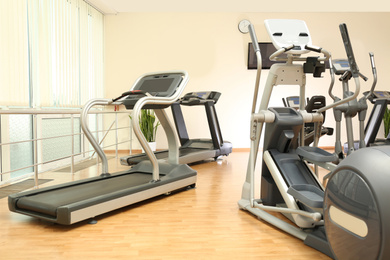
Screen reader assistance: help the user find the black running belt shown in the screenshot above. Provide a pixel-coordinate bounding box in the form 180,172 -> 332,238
16,173 -> 153,217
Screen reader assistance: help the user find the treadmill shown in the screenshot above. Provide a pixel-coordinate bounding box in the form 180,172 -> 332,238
363,90 -> 390,146
8,71 -> 197,225
120,91 -> 232,166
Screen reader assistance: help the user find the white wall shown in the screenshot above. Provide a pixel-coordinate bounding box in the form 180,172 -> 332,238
104,12 -> 390,150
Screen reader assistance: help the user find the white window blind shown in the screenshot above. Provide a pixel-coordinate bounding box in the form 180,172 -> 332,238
0,0 -> 104,108
0,0 -> 30,107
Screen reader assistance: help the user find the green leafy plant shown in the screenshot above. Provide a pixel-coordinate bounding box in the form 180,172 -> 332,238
384,107 -> 390,138
131,109 -> 160,142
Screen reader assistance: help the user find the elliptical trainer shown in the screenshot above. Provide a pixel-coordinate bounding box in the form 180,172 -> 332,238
331,53 -> 377,159
237,19 -> 390,259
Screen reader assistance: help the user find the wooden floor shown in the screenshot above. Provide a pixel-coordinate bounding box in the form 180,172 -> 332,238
0,151 -> 331,260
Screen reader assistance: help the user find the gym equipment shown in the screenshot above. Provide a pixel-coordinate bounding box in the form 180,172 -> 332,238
282,95 -> 333,146
237,19 -> 390,259
120,91 -> 232,166
8,71 -> 197,225
330,54 -> 376,157
362,90 -> 390,146
324,145 -> 390,259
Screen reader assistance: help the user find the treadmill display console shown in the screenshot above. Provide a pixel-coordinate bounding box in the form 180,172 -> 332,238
180,91 -> 221,105
133,74 -> 182,97
365,90 -> 390,103
122,73 -> 183,109
373,91 -> 390,99
141,78 -> 174,93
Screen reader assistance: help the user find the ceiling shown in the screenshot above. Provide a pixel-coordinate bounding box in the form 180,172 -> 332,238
86,0 -> 390,14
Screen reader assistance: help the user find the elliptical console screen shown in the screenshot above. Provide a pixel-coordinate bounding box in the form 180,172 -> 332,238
332,59 -> 350,75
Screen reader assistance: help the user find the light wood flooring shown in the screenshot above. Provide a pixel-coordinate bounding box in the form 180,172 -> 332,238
0,151 -> 331,260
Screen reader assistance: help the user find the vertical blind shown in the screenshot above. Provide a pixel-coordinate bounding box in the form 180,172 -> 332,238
0,0 -> 30,107
0,0 -> 104,108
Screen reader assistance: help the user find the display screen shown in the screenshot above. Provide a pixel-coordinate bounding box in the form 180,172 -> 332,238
247,42 -> 284,70
288,97 -> 300,107
140,78 -> 175,93
377,91 -> 385,97
374,91 -> 390,98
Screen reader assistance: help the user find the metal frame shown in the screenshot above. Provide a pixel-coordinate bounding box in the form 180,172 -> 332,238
81,70 -> 189,180
237,19 -> 361,247
0,108 -> 132,186
8,70 -> 197,225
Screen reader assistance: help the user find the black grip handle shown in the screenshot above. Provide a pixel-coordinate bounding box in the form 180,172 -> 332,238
359,72 -> 368,82
284,45 -> 295,52
112,90 -> 146,102
305,45 -> 322,53
339,23 -> 359,78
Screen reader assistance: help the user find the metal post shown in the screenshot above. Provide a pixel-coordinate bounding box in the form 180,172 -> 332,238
71,114 -> 75,174
115,113 -> 118,158
129,116 -> 132,155
95,114 -> 99,165
33,114 -> 38,187
0,115 -> 2,182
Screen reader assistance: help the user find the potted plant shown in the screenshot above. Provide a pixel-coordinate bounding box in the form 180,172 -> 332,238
131,109 -> 160,151
384,107 -> 390,138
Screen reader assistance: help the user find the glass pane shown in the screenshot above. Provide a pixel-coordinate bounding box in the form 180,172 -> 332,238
9,115 -> 33,178
41,117 -> 81,163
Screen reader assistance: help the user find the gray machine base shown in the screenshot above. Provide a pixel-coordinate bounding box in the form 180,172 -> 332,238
121,140 -> 232,166
8,161 -> 196,225
304,227 -> 333,258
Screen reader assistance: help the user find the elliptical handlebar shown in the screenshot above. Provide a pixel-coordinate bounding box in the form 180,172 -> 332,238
248,24 -> 260,54
362,52 -> 377,101
318,23 -> 361,113
339,23 -> 359,78
269,44 -> 330,62
328,57 -> 336,101
358,72 -> 369,82
305,45 -> 331,62
369,52 -> 376,72
238,20 -> 262,114
269,45 -> 293,61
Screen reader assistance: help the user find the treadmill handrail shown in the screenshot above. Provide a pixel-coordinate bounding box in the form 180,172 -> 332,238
81,70 -> 189,179
131,71 -> 189,181
81,98 -> 111,174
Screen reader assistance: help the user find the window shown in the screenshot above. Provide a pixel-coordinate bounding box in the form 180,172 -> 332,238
0,0 -> 104,108
0,0 -> 104,182
0,0 -> 30,107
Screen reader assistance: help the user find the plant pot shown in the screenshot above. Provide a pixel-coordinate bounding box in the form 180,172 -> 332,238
142,142 -> 156,153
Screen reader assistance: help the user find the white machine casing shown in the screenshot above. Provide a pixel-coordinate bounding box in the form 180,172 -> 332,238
265,19 -> 312,55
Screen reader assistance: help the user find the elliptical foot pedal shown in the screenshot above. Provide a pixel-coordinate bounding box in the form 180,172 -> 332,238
287,184 -> 324,208
296,146 -> 338,163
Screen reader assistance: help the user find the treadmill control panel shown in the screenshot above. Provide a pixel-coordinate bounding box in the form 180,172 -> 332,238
180,91 -> 221,105
121,73 -> 183,110
364,90 -> 390,104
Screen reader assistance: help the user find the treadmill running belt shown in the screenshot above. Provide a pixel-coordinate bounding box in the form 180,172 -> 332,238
16,173 -> 153,217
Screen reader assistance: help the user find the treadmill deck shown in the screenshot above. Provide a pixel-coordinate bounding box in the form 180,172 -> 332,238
9,163 -> 197,225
